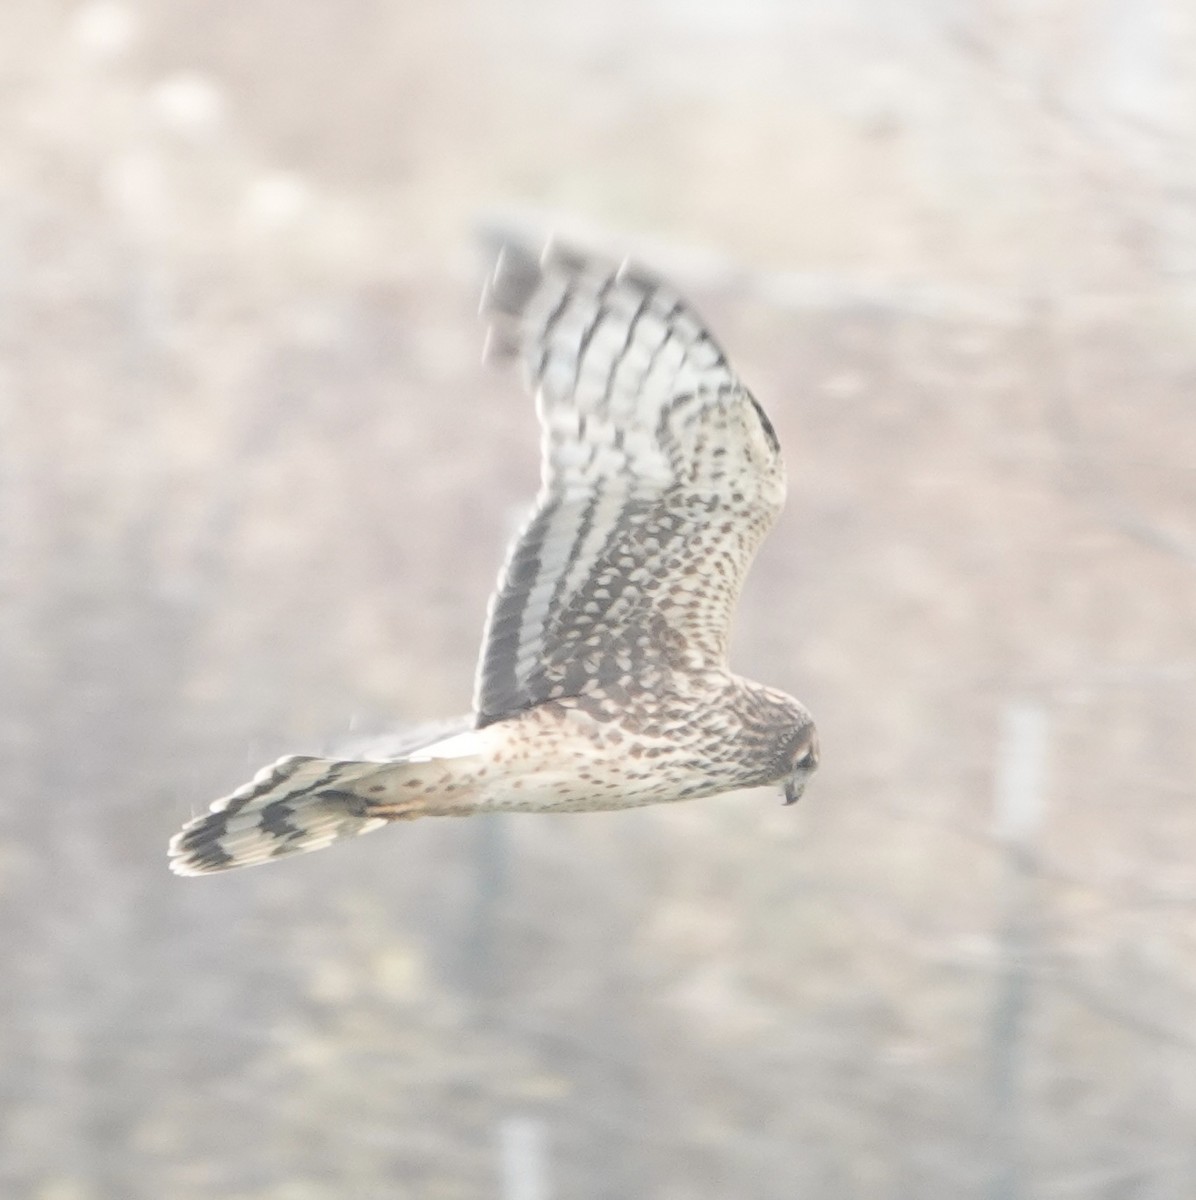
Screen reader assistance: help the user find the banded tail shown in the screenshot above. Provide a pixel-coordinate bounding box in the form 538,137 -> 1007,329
169,732 -> 484,875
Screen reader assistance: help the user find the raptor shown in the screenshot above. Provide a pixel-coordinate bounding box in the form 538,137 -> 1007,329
169,242 -> 819,875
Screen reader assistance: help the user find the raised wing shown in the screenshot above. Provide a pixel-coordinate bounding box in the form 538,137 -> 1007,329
474,242 -> 786,727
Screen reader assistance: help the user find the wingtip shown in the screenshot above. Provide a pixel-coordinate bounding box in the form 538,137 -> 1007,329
484,240 -> 545,319
480,238 -> 548,363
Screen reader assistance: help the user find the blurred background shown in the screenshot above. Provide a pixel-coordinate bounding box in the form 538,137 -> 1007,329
3,2 -> 1196,1197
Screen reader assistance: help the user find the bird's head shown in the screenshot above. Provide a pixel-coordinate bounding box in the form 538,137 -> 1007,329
738,683 -> 819,805
781,723 -> 820,806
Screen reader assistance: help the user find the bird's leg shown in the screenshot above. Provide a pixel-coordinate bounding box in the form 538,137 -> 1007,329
363,798 -> 428,821
320,789 -> 428,822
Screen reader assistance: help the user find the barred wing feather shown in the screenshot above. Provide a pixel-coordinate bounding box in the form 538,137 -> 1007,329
475,243 -> 787,726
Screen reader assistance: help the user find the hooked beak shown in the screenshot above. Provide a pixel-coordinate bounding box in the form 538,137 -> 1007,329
782,777 -> 805,806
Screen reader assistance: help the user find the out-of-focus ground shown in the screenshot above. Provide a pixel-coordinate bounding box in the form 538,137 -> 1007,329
3,3 -> 1196,1198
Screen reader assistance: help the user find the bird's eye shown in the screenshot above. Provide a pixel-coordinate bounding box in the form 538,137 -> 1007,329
793,746 -> 817,770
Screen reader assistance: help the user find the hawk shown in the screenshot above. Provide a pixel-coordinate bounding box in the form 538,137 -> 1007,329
169,242 -> 819,875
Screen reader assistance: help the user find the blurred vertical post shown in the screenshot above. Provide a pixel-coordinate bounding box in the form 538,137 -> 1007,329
466,812 -> 508,1013
499,1116 -> 550,1200
987,702 -> 1050,1200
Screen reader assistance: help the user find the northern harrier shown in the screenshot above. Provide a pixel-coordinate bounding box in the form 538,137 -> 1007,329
169,242 -> 819,875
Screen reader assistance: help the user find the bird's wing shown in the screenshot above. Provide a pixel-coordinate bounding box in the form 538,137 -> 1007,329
474,241 -> 787,727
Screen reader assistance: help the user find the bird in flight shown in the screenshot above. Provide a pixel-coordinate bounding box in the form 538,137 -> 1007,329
169,241 -> 819,875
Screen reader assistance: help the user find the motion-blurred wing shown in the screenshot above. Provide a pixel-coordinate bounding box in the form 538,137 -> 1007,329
475,242 -> 787,727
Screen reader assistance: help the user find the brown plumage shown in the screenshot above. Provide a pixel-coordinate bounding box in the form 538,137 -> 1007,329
169,241 -> 818,875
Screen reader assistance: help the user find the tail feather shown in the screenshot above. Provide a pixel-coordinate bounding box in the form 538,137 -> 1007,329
168,755 -> 391,876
